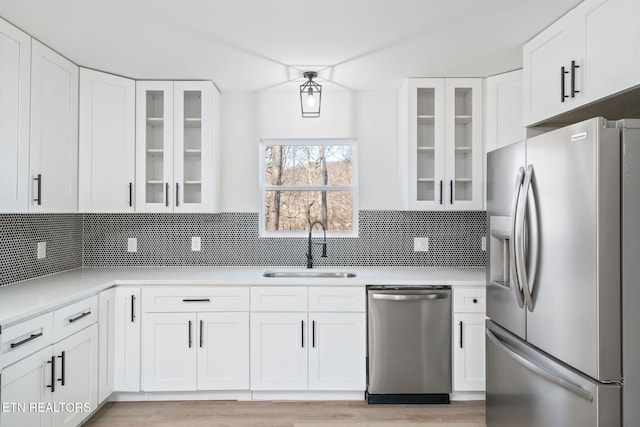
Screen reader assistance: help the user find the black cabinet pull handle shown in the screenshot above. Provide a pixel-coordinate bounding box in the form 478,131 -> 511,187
131,295 -> 136,323
165,183 -> 169,207
47,356 -> 56,392
10,332 -> 43,349
176,183 -> 180,207
439,180 -> 443,205
68,311 -> 91,323
33,174 -> 42,205
301,320 -> 305,348
182,298 -> 211,303
58,351 -> 66,386
129,182 -> 133,207
560,66 -> 569,102
188,320 -> 192,348
312,320 -> 316,348
449,180 -> 453,205
200,320 -> 204,348
459,321 -> 463,348
571,60 -> 580,98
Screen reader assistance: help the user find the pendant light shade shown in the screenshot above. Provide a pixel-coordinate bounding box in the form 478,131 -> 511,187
300,71 -> 322,118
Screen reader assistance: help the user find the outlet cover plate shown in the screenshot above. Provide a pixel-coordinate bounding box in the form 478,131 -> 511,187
413,237 -> 429,252
37,242 -> 46,259
191,236 -> 201,251
127,238 -> 137,253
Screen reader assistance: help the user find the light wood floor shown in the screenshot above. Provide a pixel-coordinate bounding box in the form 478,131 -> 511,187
83,400 -> 485,426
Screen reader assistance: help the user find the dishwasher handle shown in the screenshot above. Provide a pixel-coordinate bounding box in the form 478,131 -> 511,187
372,293 -> 448,301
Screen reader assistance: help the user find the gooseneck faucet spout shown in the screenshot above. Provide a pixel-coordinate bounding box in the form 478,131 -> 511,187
306,221 -> 327,269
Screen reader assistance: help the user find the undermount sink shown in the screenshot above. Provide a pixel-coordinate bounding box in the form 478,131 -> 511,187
262,270 -> 357,278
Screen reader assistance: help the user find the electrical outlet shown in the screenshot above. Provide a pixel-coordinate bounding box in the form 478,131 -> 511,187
37,242 -> 46,259
481,236 -> 487,251
127,237 -> 137,253
413,237 -> 429,252
191,236 -> 201,251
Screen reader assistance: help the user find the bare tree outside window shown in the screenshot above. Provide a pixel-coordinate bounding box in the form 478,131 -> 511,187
262,140 -> 356,235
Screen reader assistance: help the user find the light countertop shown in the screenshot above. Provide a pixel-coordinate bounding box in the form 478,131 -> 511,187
0,267 -> 485,328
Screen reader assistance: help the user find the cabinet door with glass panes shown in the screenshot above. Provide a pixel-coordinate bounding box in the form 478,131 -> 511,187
407,78 -> 445,210
135,81 -> 218,212
444,78 -> 483,210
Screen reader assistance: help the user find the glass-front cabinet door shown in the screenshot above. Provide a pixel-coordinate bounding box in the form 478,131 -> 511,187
445,78 -> 482,210
173,81 -> 214,212
409,79 -> 445,209
400,78 -> 482,210
136,81 -> 174,212
135,81 -> 218,212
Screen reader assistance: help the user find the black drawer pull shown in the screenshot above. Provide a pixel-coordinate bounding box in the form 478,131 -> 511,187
560,66 -> 569,102
10,332 -> 43,349
459,321 -> 463,348
47,356 -> 56,393
57,351 -> 66,386
33,174 -> 42,205
68,311 -> 91,323
570,60 -> 580,98
182,298 -> 211,303
131,295 -> 136,323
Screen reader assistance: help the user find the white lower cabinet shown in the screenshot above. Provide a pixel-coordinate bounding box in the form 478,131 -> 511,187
142,313 -> 197,391
452,287 -> 486,393
307,312 -> 366,391
0,346 -> 53,427
51,324 -> 99,427
98,288 -> 116,402
113,288 -> 141,392
0,323 -> 98,427
250,287 -> 366,392
250,312 -> 308,390
197,312 -> 250,390
142,312 -> 250,391
141,287 -> 250,392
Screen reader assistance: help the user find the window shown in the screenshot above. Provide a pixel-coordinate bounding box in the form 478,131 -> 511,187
259,139 -> 358,237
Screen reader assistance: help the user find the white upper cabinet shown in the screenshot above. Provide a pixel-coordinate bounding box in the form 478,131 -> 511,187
485,69 -> 526,152
136,80 -> 219,213
29,40 -> 79,212
523,0 -> 640,126
0,18 -> 31,212
79,68 -> 135,212
399,78 -> 483,210
523,12 -> 574,126
573,0 -> 640,103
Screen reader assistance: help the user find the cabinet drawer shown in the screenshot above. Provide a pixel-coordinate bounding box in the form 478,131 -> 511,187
308,287 -> 365,312
251,287 -> 308,311
53,296 -> 98,342
453,288 -> 486,313
1,312 -> 54,368
142,287 -> 249,312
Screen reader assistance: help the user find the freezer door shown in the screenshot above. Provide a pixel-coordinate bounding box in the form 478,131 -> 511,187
523,118 -> 621,382
486,321 -> 620,427
486,141 -> 526,339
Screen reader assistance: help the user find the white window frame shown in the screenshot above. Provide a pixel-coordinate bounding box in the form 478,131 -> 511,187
259,138 -> 359,238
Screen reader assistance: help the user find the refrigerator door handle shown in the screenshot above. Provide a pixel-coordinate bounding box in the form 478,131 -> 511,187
516,165 -> 535,312
486,328 -> 593,403
510,167 -> 526,308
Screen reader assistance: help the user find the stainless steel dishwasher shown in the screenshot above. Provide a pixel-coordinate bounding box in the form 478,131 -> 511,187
367,286 -> 451,404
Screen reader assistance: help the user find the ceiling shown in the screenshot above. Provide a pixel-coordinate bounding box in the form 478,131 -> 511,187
0,0 -> 583,92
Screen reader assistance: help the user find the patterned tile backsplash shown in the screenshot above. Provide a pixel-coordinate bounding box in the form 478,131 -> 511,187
1,211 -> 486,286
0,214 -> 83,286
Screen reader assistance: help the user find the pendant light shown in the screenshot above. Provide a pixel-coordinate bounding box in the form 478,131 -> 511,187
300,71 -> 322,118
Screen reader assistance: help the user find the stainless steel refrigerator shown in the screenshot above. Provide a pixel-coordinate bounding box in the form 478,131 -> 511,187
485,117 -> 640,426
